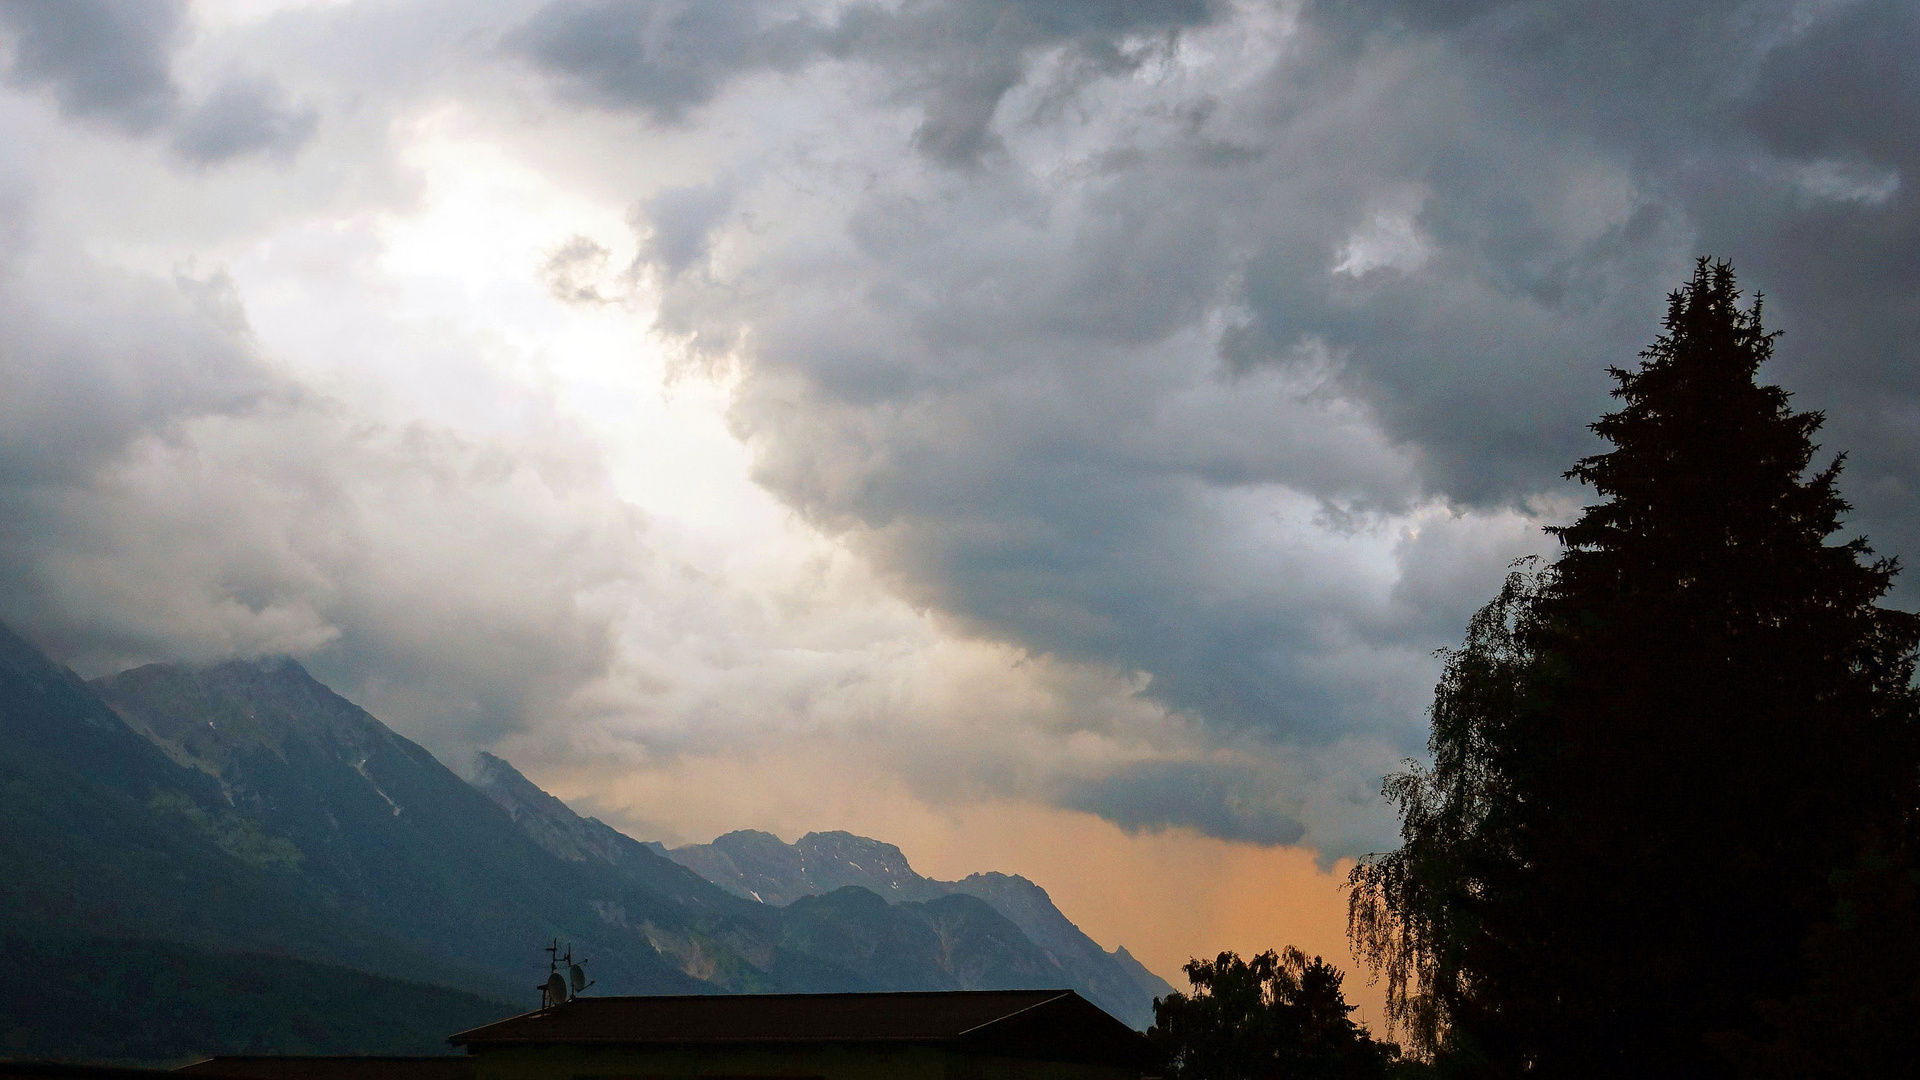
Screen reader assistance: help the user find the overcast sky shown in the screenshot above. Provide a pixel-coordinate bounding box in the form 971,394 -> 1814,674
2,0 -> 1915,987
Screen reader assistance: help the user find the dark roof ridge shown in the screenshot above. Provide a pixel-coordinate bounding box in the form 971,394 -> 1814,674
177,1058 -> 461,1064
447,988 -> 1105,1049
511,988 -> 1070,1001
171,1057 -> 475,1080
951,991 -> 1075,1038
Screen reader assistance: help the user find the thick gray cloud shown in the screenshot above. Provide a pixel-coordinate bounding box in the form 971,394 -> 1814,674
510,0 -> 1215,165
1065,760 -> 1310,848
507,0 -> 825,123
1291,0 -> 1920,558
0,0 -> 183,132
828,0 -> 1215,166
0,263 -> 274,489
644,180 -> 737,276
168,71 -> 319,164
0,0 -> 317,163
556,0 -> 1918,848
2,0 -> 1915,858
0,203 -> 289,657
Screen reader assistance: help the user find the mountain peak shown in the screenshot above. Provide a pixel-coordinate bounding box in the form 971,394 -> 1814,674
713,828 -> 795,852
795,831 -> 924,895
657,827 -> 1176,1027
92,657 -> 400,775
798,830 -> 912,863
204,653 -> 315,679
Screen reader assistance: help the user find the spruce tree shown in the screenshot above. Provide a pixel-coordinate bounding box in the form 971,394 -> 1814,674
1349,260 -> 1920,1077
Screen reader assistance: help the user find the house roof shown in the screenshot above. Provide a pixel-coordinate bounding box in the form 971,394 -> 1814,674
449,990 -> 1157,1070
175,1059 -> 473,1080
0,1064 -> 175,1080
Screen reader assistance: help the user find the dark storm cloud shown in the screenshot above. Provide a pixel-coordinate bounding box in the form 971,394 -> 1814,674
1695,0 -> 1920,567
5,0 -> 1913,856
511,0 -> 1215,164
828,0 -> 1214,166
1062,760 -> 1309,847
0,0 -> 183,132
1292,0 -> 1920,567
0,0 -> 317,163
590,0 -> 1920,849
507,0 -> 822,123
1745,0 -> 1919,165
167,71 -> 320,164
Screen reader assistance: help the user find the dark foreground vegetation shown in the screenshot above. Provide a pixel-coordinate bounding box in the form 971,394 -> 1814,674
1149,949 -> 1407,1080
0,935 -> 505,1064
1347,260 -> 1920,1077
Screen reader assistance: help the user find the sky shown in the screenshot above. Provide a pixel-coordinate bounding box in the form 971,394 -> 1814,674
1,0 -> 1916,1003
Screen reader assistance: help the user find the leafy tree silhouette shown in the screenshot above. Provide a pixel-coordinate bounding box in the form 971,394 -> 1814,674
1149,948 -> 1402,1080
1347,260 -> 1920,1078
1714,827 -> 1920,1075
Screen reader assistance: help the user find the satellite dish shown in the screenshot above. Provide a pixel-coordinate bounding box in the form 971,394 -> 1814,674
545,971 -> 568,1008
569,963 -> 589,994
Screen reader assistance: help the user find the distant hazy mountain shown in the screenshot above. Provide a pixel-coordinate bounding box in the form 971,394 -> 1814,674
653,830 -> 1176,1027
661,828 -> 942,905
472,754 -> 1156,1019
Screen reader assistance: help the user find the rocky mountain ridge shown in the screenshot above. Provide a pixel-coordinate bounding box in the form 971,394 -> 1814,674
473,755 -> 1171,1027
655,829 -> 1175,1024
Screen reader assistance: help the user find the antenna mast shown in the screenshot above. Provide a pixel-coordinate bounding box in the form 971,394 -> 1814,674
538,939 -> 591,1009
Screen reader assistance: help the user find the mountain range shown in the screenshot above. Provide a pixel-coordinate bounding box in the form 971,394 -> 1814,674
0,624 -> 1173,1062
651,830 -> 1171,1023
474,758 -> 1173,1023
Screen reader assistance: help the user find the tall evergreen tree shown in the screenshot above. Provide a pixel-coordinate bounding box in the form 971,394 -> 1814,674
1348,260 -> 1920,1077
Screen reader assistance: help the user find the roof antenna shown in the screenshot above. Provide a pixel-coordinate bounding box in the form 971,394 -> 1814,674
539,939 -> 592,1009
540,939 -> 567,1010
568,948 -> 595,998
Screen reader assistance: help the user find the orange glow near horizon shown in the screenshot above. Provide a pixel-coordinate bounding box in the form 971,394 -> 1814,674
869,801 -> 1390,1036
543,749 -> 1393,1035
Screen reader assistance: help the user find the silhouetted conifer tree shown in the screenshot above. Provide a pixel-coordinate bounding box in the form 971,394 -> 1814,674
1716,829 -> 1920,1076
1348,260 -> 1920,1078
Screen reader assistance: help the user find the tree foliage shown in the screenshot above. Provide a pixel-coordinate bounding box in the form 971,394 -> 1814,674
1344,564 -> 1553,1065
1149,948 -> 1402,1080
1715,831 -> 1920,1076
1347,260 -> 1920,1077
